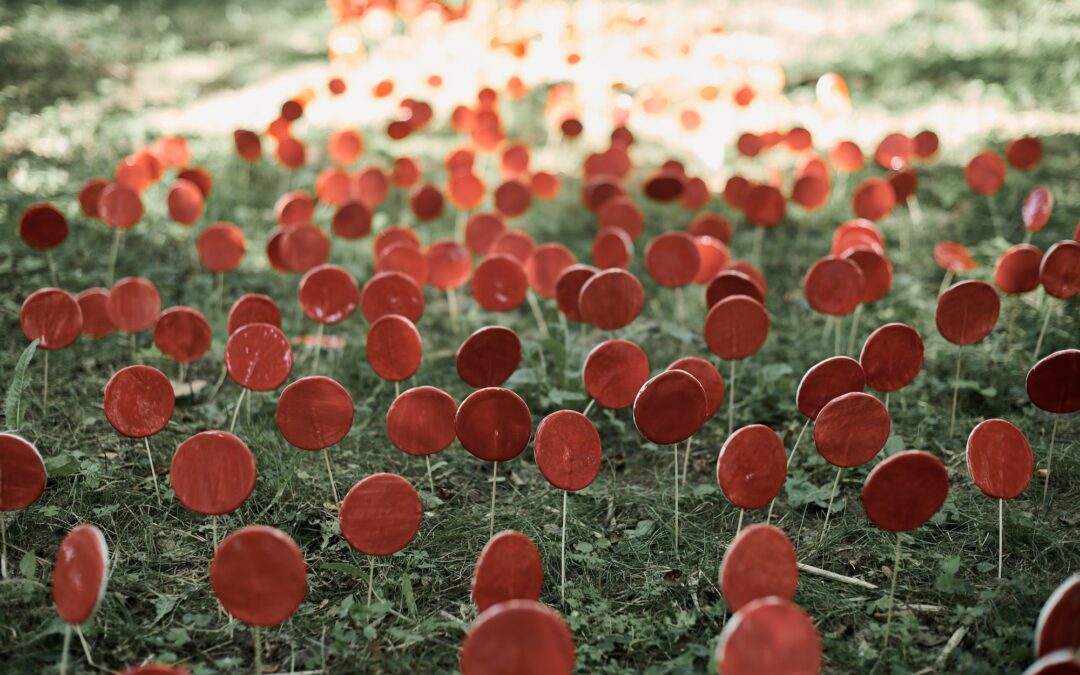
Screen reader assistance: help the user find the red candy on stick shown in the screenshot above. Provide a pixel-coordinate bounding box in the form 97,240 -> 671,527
472,531 -> 544,612
210,526 -> 306,626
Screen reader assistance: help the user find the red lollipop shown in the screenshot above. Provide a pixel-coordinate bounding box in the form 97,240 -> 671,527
299,264 -> 360,324
472,255 -> 528,312
19,203 -> 68,250
704,295 -> 769,360
227,294 -> 281,334
410,183 -> 445,221
341,473 -> 421,555
456,326 -> 521,388
494,179 -> 531,217
720,524 -> 798,612
360,271 -> 425,323
554,264 -> 597,322
861,450 -> 948,532
796,356 -> 866,419
277,224 -> 330,273
1036,574 -> 1080,657
1024,650 -> 1080,675
706,271 -> 765,307
1040,240 -> 1080,300
106,277 -> 161,333
76,288 -> 115,339
490,230 -> 535,264
197,222 -> 246,272
743,184 -> 786,228
455,388 -> 532,462
583,339 -> 650,410
852,177 -> 896,222
525,243 -> 577,299
995,244 -> 1043,295
78,178 -> 107,219
1023,186 -> 1054,233
167,179 -> 204,225
210,526 -> 306,626
387,386 -> 457,456
843,247 -> 893,303
633,370 -> 707,445
936,280 -> 1000,344
103,366 -> 174,438
1027,350 -> 1080,414
693,236 -> 731,285
1006,136 -> 1043,171
596,196 -> 644,241
377,242 -> 428,287
859,323 -> 924,393
689,213 -> 732,244
814,392 -> 890,467
716,597 -> 821,675
170,431 -> 256,515
20,288 -> 82,349
0,433 -> 47,511
577,268 -> 644,330
533,411 -> 602,491
153,306 -> 211,363
426,240 -> 472,290
367,314 -> 422,381
460,600 -> 575,675
472,531 -> 543,612
966,419 -> 1032,500
98,183 -> 144,229
465,213 -> 506,255
934,241 -> 976,273
644,233 -> 700,288
277,376 -> 353,451
53,524 -> 109,625
668,357 -> 725,420
965,151 -> 1007,195
225,323 -> 293,391
803,256 -> 865,316
717,425 -> 787,509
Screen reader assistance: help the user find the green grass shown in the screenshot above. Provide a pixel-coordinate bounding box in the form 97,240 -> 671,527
1,1 -> 1079,673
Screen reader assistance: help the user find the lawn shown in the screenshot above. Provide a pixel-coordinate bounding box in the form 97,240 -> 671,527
0,0 -> 1078,673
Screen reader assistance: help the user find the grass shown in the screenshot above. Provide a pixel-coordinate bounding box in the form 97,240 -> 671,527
0,0 -> 1078,673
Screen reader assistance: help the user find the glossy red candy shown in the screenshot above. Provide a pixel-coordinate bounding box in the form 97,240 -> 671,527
0,434 -> 47,511
197,222 -> 246,272
210,526 -> 306,626
387,386 -> 457,457
842,247 -> 893,303
716,597 -> 821,675
693,237 -> 731,285
19,203 -> 68,250
377,242 -> 428,287
340,473 -> 422,556
582,339 -> 650,410
936,281 -> 1000,345
225,323 -> 293,391
99,183 -> 144,229
299,264 -> 359,324
276,376 -> 354,451
796,357 -> 866,419
1026,350 -> 1080,414
717,425 -> 787,509
170,431 -> 256,515
861,450 -> 948,532
1023,186 -> 1054,233
851,177 -> 896,221
706,271 -> 764,307
554,265 -> 598,322
995,244 -> 1043,295
76,288 -> 115,339
966,419 -> 1033,500
227,294 -> 281,334
813,392 -> 890,467
743,184 -> 786,227
360,272 -> 425,323
455,388 -> 533,462
426,240 -> 472,290
964,151 -> 1007,195
460,600 -> 575,675
472,531 -> 544,612
704,295 -> 769,360
804,256 -> 865,316
644,232 -> 700,288
456,326 -> 521,388
1040,240 -> 1080,300
152,306 -> 211,363
525,243 -> 577,299
1024,650 -> 1080,675
367,314 -> 422,381
20,288 -> 82,349
106,277 -> 161,333
578,268 -> 645,330
934,241 -> 976,272
633,370 -> 707,445
720,524 -> 798,612
465,213 -> 506,255
533,411 -> 602,491
103,366 -> 174,438
859,324 -> 923,393
668,357 -> 725,420
472,255 -> 529,312
52,524 -> 109,624
1036,574 -> 1080,657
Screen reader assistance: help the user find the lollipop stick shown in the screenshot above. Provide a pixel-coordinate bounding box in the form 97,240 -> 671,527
883,533 -> 902,647
253,625 -> 263,674
424,455 -> 435,495
680,436 -> 693,488
1,512 -> 7,579
909,195 -> 923,226
60,623 -> 72,675
395,381 -> 400,399
323,450 -> 340,505
212,515 -> 219,551
216,272 -> 225,314
847,304 -> 863,355
312,323 -> 325,373
884,391 -> 890,413
489,462 -> 498,538
582,398 -> 595,417
834,315 -> 842,356
820,467 -> 843,540
997,498 -> 1004,579
367,555 -> 376,605
42,350 -> 49,418
1033,300 -> 1052,361
144,437 -> 161,505
229,388 -> 247,433
130,333 -> 138,363
948,346 -> 963,437
560,490 -> 568,605
447,288 -> 459,328
1041,416 -> 1059,512
937,270 -> 954,297
728,360 -> 736,437
106,229 -> 123,286
735,508 -> 745,538
46,250 -> 59,286
673,443 -> 680,556
526,291 -> 550,339
768,418 -> 811,519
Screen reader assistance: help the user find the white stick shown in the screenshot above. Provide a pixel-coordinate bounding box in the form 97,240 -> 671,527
144,437 -> 161,505
560,491 -> 568,605
883,533 -> 903,647
796,562 -> 878,589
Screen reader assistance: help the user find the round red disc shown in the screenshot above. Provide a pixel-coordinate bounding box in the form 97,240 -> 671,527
583,339 -> 650,410
852,177 -> 896,221
374,227 -> 420,258
20,288 -> 82,350
994,244 -> 1043,295
693,237 -> 731,285
861,450 -> 949,532
1026,350 -> 1080,414
1023,186 -> 1054,233
1040,240 -> 1080,300
99,183 -> 144,229
704,295 -> 769,360
0,433 -> 46,511
964,151 -> 1007,195
688,213 -> 732,244
472,531 -> 543,613
106,277 -> 161,333
716,597 -> 821,675
227,294 -> 281,335
340,473 -> 422,556
796,356 -> 866,419
460,600 -> 575,675
813,392 -> 890,467
494,179 -> 532,217
936,280 -> 1000,345
53,524 -> 109,625
720,524 -> 798,612
76,288 -> 115,339
387,386 -> 457,457
472,255 -> 528,312
554,264 -> 598,322
225,323 -> 293,391
743,184 -> 786,227
966,419 -> 1033,500
644,232 -> 700,288
534,410 -> 602,491
426,240 -> 472,291
525,243 -> 577,299
804,256 -> 865,317
668,357 -> 725,420
360,271 -> 425,323
843,247 -> 893,303
276,376 -> 354,451
19,203 -> 68,250
103,365 -> 174,438
170,431 -> 256,515
298,264 -> 359,324
210,525 -> 306,626
490,230 -> 535,264
577,268 -> 645,330
859,323 -> 923,393
465,213 -> 506,255
934,241 -> 976,272
456,326 -> 521,388
633,370 -> 707,445
1024,650 -> 1080,675
1036,574 -> 1080,657
197,222 -> 246,272
377,242 -> 428,287
455,388 -> 533,462
367,314 -> 422,381
152,306 -> 211,363
706,271 -> 765,308
717,425 -> 787,509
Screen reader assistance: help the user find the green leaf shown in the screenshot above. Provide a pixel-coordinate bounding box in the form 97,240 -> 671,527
623,519 -> 654,538
323,561 -> 369,579
19,550 -> 36,579
401,573 -> 417,616
5,339 -> 38,431
44,454 -> 80,477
